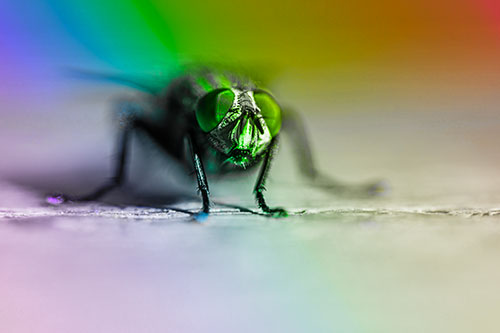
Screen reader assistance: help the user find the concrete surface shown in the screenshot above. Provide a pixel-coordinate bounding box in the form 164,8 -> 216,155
2,83 -> 500,332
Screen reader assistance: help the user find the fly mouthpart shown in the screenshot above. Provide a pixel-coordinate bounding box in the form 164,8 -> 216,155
227,148 -> 252,168
229,148 -> 251,158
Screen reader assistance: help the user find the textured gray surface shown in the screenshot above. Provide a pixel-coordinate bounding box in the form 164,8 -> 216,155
2,88 -> 500,332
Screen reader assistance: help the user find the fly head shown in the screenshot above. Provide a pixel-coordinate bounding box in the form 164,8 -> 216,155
195,88 -> 283,168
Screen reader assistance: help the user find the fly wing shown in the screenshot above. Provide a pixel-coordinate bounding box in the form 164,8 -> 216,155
62,67 -> 178,95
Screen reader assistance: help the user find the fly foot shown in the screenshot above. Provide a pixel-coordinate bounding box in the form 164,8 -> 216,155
263,207 -> 288,218
364,179 -> 390,197
193,211 -> 209,222
46,194 -> 71,205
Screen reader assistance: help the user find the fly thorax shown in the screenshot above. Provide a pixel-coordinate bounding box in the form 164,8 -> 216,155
208,89 -> 272,162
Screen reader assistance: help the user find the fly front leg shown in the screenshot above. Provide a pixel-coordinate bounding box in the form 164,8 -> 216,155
281,107 -> 387,196
186,134 -> 211,219
254,137 -> 288,218
47,102 -> 138,204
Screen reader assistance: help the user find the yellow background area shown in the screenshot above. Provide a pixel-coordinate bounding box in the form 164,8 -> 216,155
141,0 -> 500,67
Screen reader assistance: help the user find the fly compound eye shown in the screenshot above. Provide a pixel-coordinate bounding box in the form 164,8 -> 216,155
253,92 -> 282,137
195,89 -> 235,132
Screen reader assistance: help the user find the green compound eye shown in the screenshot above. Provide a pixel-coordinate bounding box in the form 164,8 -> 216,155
254,92 -> 282,137
195,89 -> 235,132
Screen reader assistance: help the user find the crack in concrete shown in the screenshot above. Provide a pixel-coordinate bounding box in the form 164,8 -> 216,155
2,206 -> 500,220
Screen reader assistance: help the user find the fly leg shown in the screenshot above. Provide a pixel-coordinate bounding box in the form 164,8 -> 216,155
47,103 -> 137,204
186,134 -> 211,220
282,107 -> 387,196
254,137 -> 288,218
80,122 -> 132,201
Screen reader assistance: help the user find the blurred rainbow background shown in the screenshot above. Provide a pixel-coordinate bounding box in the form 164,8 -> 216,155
1,0 -> 500,105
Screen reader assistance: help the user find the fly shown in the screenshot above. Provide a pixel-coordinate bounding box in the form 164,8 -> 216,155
48,68 -> 385,219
